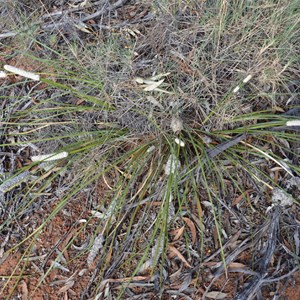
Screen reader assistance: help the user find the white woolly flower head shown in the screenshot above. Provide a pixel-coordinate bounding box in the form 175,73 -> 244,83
286,120 -> 300,127
31,151 -> 68,162
4,65 -> 40,81
0,71 -> 7,78
174,138 -> 185,147
233,74 -> 252,94
243,74 -> 252,83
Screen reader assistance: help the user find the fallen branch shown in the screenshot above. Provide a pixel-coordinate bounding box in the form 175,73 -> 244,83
207,134 -> 246,159
41,0 -> 107,19
82,0 -> 130,22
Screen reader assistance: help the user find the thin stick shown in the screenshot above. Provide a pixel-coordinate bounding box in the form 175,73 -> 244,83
82,0 -> 130,22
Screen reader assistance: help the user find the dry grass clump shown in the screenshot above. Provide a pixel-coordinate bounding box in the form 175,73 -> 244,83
0,0 -> 299,299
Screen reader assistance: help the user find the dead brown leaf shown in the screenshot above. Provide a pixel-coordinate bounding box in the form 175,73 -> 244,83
60,227 -> 80,261
228,262 -> 247,269
206,291 -> 228,299
202,261 -> 219,267
20,280 -> 28,300
100,276 -> 149,291
168,245 -> 192,268
105,244 -> 113,266
58,280 -> 75,294
182,217 -> 197,245
76,99 -> 86,105
171,225 -> 185,241
232,189 -> 252,206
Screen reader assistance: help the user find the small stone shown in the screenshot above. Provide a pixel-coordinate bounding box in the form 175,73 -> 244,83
272,188 -> 294,207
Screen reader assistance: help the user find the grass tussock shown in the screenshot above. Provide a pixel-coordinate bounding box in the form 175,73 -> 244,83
0,0 -> 299,299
